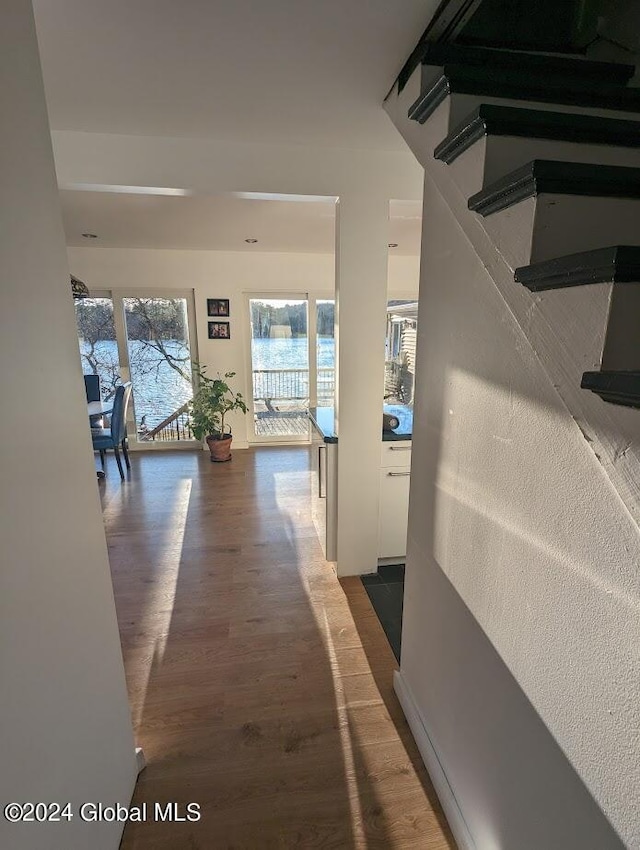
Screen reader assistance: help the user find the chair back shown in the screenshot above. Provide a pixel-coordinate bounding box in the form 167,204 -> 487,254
110,382 -> 132,444
84,374 -> 101,402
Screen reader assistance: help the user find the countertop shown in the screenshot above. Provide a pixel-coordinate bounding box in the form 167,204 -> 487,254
308,404 -> 413,444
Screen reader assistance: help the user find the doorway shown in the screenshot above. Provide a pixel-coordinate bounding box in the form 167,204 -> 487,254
246,294 -> 335,443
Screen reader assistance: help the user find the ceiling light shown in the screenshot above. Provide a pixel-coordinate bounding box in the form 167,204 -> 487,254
245,238 -> 258,244
82,232 -> 98,239
388,243 -> 398,248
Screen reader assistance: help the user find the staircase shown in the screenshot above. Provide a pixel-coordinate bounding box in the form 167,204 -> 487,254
385,44 -> 640,522
384,42 -> 640,850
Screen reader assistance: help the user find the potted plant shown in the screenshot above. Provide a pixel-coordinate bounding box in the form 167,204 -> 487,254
189,365 -> 248,462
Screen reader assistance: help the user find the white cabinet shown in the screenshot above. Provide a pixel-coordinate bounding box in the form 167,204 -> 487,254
310,426 -> 338,562
378,441 -> 411,560
381,441 -> 413,467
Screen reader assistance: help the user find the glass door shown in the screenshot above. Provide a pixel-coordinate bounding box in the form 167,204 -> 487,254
316,299 -> 335,407
75,290 -> 199,447
248,297 -> 310,442
75,295 -> 121,400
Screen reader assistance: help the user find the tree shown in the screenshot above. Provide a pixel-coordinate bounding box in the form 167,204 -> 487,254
125,298 -> 191,382
75,298 -> 120,397
75,297 -> 193,406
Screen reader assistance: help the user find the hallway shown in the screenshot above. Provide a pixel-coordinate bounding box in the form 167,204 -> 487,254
103,447 -> 454,849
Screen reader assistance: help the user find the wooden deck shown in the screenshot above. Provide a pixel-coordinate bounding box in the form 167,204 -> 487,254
254,412 -> 310,437
103,448 -> 455,849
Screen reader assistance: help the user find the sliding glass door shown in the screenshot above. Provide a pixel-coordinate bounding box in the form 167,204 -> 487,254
316,299 -> 335,407
75,290 -> 199,447
248,297 -> 310,442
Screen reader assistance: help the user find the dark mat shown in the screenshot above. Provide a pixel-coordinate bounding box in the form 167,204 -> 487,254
361,565 -> 404,662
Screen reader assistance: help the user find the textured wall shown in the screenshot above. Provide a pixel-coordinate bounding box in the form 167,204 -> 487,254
402,178 -> 640,847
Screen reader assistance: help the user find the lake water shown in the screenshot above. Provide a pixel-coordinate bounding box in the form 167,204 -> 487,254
251,336 -> 335,369
81,337 -> 335,429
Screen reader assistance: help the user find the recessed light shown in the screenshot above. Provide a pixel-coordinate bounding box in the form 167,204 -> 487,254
82,233 -> 98,239
388,243 -> 398,248
245,238 -> 258,244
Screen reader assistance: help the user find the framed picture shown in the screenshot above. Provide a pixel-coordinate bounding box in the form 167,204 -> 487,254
207,298 -> 230,317
208,321 -> 231,339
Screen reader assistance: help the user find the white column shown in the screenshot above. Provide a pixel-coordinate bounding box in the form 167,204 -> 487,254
335,194 -> 389,576
0,3 -> 137,849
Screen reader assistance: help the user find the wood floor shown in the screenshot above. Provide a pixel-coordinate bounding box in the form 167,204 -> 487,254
101,447 -> 455,849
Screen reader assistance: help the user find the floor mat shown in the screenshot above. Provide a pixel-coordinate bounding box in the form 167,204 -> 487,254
361,564 -> 404,662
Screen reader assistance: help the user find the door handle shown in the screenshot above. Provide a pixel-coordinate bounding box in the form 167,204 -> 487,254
387,471 -> 410,477
318,444 -> 326,498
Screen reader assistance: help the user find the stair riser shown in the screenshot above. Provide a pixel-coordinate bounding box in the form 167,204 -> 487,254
477,198 -> 536,270
477,194 -> 640,268
602,287 -> 640,371
449,136 -> 640,199
532,195 -> 640,264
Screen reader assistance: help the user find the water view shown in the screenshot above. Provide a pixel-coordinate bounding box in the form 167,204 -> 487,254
77,296 -> 336,441
80,337 -> 336,432
80,339 -> 193,429
251,336 -> 334,369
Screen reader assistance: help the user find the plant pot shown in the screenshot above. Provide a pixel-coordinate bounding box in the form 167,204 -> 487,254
206,434 -> 233,462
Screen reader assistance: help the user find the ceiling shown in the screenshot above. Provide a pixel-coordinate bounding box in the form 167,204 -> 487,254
60,191 -> 422,254
33,0 -> 439,151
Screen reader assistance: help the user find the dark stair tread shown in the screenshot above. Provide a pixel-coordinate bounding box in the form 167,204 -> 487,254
515,247 -> 640,291
581,371 -> 640,408
435,105 -> 640,166
398,43 -> 634,92
409,65 -> 640,126
468,160 -> 640,217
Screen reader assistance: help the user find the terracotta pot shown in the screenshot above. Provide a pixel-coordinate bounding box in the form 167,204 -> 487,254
206,434 -> 233,462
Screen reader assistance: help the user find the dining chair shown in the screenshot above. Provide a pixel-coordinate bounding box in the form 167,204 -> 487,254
91,382 -> 132,480
84,373 -> 105,428
83,374 -> 101,402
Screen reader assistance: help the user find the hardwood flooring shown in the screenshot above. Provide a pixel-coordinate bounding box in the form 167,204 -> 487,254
101,447 -> 455,849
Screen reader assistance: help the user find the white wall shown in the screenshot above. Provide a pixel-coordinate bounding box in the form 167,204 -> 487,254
0,3 -> 137,849
402,177 -> 640,848
67,246 -> 420,448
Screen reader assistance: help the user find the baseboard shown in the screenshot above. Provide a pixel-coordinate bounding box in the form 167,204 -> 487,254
394,670 -> 475,850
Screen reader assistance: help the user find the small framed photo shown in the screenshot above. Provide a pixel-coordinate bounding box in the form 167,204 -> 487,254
207,298 -> 230,317
208,321 -> 231,339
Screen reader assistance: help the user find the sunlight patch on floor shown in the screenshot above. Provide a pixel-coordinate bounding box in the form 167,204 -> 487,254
320,608 -> 368,849
128,477 -> 192,726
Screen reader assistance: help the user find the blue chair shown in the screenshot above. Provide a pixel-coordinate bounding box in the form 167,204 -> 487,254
84,374 -> 104,428
92,382 -> 132,480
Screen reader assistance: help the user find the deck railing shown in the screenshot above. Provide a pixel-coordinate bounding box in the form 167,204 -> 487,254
252,367 -> 334,406
135,367 -> 335,442
139,402 -> 193,441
